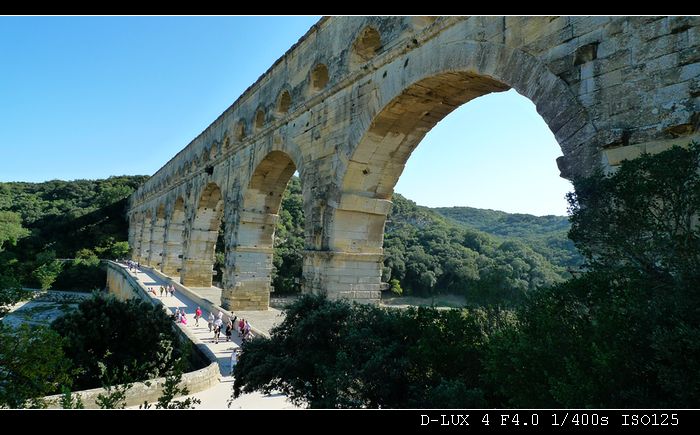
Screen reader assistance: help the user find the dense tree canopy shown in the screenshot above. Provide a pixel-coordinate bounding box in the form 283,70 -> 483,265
0,211 -> 30,315
435,206 -> 583,269
0,211 -> 29,252
51,293 -> 184,390
0,323 -> 73,408
486,143 -> 700,408
383,194 -> 566,304
232,294 -> 514,408
0,176 -> 147,290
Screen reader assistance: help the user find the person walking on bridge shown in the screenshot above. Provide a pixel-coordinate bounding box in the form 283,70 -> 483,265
207,312 -> 215,332
238,318 -> 245,337
243,320 -> 252,341
213,323 -> 222,344
225,319 -> 233,342
195,306 -> 202,326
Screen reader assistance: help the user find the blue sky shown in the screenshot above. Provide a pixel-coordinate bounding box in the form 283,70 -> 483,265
0,16 -> 572,216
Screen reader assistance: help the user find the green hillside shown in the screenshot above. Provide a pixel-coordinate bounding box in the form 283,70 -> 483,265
434,206 -> 583,269
380,194 -> 570,305
0,176 -> 148,290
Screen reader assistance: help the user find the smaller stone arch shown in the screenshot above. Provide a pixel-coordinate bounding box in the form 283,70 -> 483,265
236,120 -> 247,141
410,16 -> 438,30
310,63 -> 329,92
198,148 -> 209,165
276,89 -> 292,115
255,109 -> 265,132
350,26 -> 382,68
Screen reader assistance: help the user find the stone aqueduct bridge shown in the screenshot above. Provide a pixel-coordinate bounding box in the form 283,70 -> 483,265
128,16 -> 700,310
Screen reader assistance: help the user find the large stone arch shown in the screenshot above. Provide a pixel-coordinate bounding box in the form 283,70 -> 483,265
181,182 -> 224,287
342,40 -> 595,189
304,41 -> 596,303
161,196 -> 186,277
221,150 -> 299,310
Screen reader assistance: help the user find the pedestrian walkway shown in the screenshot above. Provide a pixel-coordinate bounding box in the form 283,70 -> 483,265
120,264 -> 297,409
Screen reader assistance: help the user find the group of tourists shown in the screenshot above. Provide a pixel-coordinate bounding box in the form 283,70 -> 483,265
204,311 -> 253,344
161,284 -> 176,297
148,284 -> 176,298
238,317 -> 252,341
173,307 -> 188,325
121,258 -> 248,378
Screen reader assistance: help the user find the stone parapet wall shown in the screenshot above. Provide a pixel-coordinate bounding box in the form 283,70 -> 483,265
43,361 -> 219,409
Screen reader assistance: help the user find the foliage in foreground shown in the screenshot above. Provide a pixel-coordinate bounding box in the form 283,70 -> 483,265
232,294 -> 515,408
51,293 -> 184,390
486,143 -> 700,407
0,323 -> 73,408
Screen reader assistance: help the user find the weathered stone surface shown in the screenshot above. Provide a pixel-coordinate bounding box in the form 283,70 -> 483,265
128,17 -> 700,310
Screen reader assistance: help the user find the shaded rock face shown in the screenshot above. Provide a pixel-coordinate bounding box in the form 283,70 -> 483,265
127,16 -> 700,310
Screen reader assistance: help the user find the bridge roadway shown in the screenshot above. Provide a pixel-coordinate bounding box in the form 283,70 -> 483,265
119,263 -> 298,409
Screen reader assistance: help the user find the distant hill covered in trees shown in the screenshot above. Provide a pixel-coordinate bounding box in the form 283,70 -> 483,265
433,205 -> 583,270
0,176 -> 148,290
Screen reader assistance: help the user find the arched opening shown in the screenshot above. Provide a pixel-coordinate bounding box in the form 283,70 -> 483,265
310,63 -> 329,92
236,120 -> 246,141
138,211 -> 153,264
147,204 -> 166,268
255,109 -> 265,131
276,90 -> 292,115
213,220 -> 226,288
161,197 -> 186,277
221,150 -> 302,311
181,183 -> 224,288
394,90 -> 573,215
313,69 -> 584,305
129,214 -> 142,260
351,26 -> 381,68
341,72 -> 509,199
